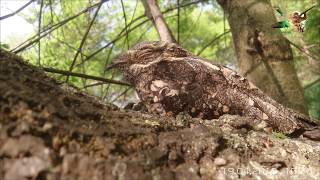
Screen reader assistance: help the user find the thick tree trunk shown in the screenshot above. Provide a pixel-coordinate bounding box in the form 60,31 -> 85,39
217,0 -> 307,114
142,0 -> 177,43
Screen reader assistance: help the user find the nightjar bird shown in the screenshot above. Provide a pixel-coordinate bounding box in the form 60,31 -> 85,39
109,41 -> 317,134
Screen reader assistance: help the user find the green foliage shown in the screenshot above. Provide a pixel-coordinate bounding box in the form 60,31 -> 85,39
0,43 -> 10,50
305,2 -> 320,44
305,81 -> 320,119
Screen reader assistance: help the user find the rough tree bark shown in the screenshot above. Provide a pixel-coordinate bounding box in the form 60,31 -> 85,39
142,0 -> 177,43
217,0 -> 307,114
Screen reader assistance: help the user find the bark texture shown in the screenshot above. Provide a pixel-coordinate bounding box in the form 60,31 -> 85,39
1,49 -> 320,180
142,0 -> 177,43
217,0 -> 307,114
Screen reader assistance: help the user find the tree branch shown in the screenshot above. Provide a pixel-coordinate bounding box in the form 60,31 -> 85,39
287,38 -> 319,61
120,0 -> 130,49
38,0 -> 44,66
0,0 -> 35,20
84,0 -> 204,63
81,19 -> 150,67
11,0 -> 108,53
196,30 -> 230,56
142,0 -> 177,43
177,0 -> 180,44
52,35 -> 89,58
111,87 -> 132,103
65,1 -> 103,82
304,78 -> 320,90
42,67 -> 131,86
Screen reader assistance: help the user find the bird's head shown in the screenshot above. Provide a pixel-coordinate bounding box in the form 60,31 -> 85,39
291,11 -> 301,19
106,41 -> 189,72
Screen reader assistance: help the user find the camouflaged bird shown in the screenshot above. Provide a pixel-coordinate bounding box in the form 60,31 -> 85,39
109,41 -> 318,135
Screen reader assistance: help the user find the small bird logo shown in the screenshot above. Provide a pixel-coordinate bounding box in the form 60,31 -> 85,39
272,5 -> 316,33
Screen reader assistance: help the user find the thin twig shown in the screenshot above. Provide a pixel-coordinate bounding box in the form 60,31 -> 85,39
103,44 -> 115,72
0,0 -> 35,20
65,1 -> 103,82
223,10 -> 227,47
79,54 -> 88,90
84,82 -> 107,88
52,35 -> 89,58
287,38 -> 319,61
83,18 -> 150,64
103,71 -> 116,101
111,87 -> 132,103
101,44 -> 116,99
163,0 -> 204,17
48,0 -> 54,23
76,18 -> 148,69
304,78 -> 320,90
177,0 -> 180,44
11,0 -> 107,53
127,0 -> 139,32
13,0 -> 201,56
38,0 -> 44,66
182,6 -> 203,42
42,67 -> 131,86
197,30 -> 230,56
85,0 -> 204,63
136,23 -> 153,42
99,24 -> 152,99
13,0 -> 200,54
120,0 -> 130,49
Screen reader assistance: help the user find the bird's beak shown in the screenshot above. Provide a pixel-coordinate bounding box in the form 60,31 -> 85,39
105,60 -> 127,71
105,49 -> 137,71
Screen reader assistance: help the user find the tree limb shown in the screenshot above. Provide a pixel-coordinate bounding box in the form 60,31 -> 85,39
38,0 -> 44,66
42,67 -> 131,86
304,78 -> 320,90
287,38 -> 319,61
177,0 -> 180,44
120,0 -> 130,49
84,0 -> 204,63
142,0 -> 177,43
196,30 -> 230,56
65,1 -> 103,83
11,0 -> 108,53
0,0 -> 35,20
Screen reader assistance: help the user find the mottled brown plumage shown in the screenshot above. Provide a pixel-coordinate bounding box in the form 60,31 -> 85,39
111,41 -> 317,134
